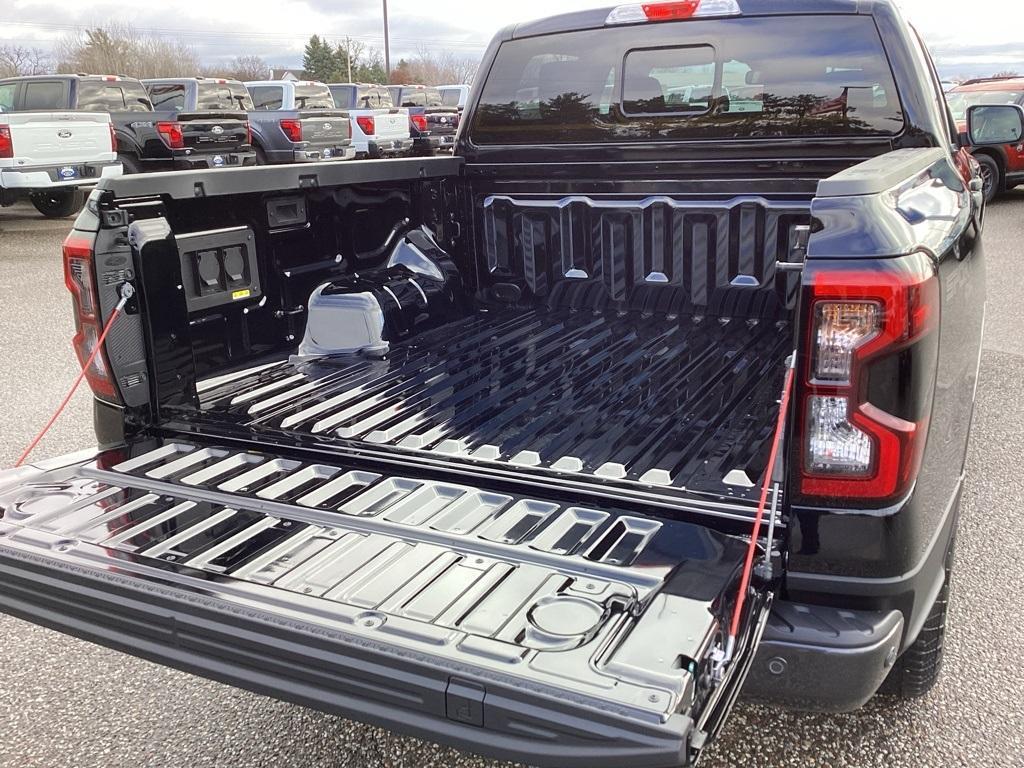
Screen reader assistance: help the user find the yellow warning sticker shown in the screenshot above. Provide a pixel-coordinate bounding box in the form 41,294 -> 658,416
232,289 -> 252,300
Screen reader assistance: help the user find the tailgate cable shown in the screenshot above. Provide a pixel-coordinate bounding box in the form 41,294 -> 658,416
712,352 -> 796,680
14,283 -> 134,467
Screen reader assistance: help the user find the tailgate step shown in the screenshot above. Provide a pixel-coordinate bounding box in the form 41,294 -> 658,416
0,440 -> 766,768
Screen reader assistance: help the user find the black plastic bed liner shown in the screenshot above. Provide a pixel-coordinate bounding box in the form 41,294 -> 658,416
195,308 -> 791,509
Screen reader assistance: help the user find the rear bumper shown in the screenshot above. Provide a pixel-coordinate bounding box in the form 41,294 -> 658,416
171,150 -> 257,170
367,138 -> 414,157
0,160 -> 122,189
291,146 -> 356,162
743,600 -> 904,712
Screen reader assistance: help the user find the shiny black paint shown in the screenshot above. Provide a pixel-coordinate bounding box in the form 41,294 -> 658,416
785,137 -> 983,641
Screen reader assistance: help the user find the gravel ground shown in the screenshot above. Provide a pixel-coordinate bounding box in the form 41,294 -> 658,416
1,192 -> 1022,767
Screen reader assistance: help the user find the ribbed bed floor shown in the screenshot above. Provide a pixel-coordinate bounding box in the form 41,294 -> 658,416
197,308 -> 791,500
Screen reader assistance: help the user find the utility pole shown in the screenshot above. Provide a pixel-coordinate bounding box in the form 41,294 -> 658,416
382,0 -> 391,80
346,37 -> 352,82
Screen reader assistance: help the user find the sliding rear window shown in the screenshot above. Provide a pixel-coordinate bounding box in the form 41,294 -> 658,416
472,15 -> 904,144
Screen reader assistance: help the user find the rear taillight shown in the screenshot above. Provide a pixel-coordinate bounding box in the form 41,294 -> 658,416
798,253 -> 938,503
245,121 -> 252,147
156,121 -> 184,149
63,232 -> 120,403
411,114 -> 427,132
279,118 -> 302,142
356,115 -> 375,135
108,122 -> 117,152
0,126 -> 12,159
606,0 -> 740,24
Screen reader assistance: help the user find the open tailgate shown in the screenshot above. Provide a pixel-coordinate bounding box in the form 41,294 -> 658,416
0,438 -> 772,767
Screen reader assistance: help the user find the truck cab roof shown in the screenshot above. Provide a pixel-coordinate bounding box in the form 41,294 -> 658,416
512,0 -> 883,38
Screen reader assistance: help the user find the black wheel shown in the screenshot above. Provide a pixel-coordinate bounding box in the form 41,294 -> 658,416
29,188 -> 84,218
118,153 -> 142,174
879,539 -> 955,699
975,154 -> 1002,203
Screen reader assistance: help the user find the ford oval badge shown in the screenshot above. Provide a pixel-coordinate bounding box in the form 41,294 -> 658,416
57,129 -> 72,138
211,125 -> 224,135
324,123 -> 332,130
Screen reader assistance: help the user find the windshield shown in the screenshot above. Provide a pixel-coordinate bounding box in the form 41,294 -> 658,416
947,90 -> 1024,122
197,82 -> 253,111
472,15 -> 904,144
78,79 -> 152,112
294,84 -> 336,110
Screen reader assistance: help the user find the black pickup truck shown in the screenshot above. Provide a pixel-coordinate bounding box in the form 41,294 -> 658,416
1,1 -> 1012,765
0,74 -> 255,173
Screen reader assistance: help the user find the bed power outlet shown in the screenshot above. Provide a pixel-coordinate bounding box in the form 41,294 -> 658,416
176,227 -> 262,312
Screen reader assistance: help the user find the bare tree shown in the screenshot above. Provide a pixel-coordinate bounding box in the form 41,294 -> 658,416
390,47 -> 479,85
211,55 -> 270,82
55,23 -> 201,78
0,45 -> 51,77
993,70 -> 1021,78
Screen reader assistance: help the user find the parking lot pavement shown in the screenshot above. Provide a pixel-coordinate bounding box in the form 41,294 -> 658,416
1,194 -> 1023,768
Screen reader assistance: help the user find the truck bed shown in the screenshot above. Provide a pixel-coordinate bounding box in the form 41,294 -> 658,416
196,307 -> 791,510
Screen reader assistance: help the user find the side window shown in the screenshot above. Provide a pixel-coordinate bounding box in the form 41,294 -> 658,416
440,89 -> 461,107
23,80 -> 65,110
251,87 -> 283,110
148,84 -> 186,111
0,82 -> 16,112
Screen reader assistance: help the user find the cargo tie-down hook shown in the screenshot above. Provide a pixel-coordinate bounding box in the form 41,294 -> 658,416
13,282 -> 134,468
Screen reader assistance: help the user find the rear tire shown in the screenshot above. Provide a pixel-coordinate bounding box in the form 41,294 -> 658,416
29,188 -> 84,218
975,154 -> 1002,203
118,153 -> 142,174
879,539 -> 954,699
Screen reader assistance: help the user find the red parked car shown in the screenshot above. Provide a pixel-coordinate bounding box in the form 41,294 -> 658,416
948,76 -> 1024,200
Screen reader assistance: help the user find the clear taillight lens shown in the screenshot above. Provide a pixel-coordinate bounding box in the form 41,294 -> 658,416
806,396 -> 873,475
813,301 -> 880,382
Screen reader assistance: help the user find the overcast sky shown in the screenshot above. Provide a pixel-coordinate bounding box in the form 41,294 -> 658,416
2,0 -> 1022,79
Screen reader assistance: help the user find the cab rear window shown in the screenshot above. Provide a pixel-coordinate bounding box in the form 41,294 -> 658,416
197,82 -> 253,111
78,80 -> 152,112
293,85 -> 335,110
472,15 -> 905,144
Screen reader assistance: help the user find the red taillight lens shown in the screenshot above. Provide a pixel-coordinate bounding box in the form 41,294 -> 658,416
0,126 -> 13,159
798,254 -> 938,502
356,115 -> 375,135
411,114 -> 428,132
279,118 -> 302,142
108,122 -> 117,152
62,232 -> 120,402
156,121 -> 184,149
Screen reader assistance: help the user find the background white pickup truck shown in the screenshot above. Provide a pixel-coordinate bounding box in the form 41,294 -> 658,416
0,110 -> 121,217
328,83 -> 413,159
